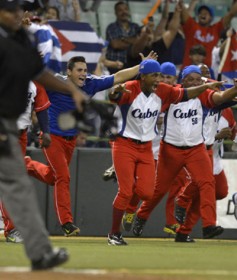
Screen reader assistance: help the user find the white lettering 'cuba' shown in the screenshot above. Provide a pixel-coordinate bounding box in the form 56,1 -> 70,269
194,30 -> 214,43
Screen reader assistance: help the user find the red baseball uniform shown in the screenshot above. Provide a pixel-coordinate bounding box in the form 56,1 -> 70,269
136,88 -> 218,229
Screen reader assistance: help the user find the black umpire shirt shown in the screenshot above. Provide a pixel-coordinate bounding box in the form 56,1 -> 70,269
0,25 -> 44,118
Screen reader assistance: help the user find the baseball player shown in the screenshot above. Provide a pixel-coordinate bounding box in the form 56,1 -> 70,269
132,65 -> 237,242
121,62 -> 191,235
107,60 -> 225,245
24,52 -> 158,237
175,106 -> 237,241
174,67 -> 237,241
0,81 -> 51,243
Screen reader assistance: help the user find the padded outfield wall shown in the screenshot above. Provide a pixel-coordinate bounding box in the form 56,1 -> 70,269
27,147 -> 237,239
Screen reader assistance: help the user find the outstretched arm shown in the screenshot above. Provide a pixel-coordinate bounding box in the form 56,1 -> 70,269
186,80 -> 225,99
212,79 -> 237,105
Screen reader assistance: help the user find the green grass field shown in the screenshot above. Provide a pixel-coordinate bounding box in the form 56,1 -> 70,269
0,235 -> 237,280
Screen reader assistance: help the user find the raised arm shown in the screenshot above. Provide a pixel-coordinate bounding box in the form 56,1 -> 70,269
162,2 -> 181,49
222,1 -> 237,29
154,0 -> 169,40
179,0 -> 190,24
113,51 -> 158,84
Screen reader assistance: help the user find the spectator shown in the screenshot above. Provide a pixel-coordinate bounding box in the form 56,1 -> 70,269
178,44 -> 215,83
180,1 -> 237,68
47,0 -> 81,21
79,0 -> 103,12
152,0 -> 185,70
126,1 -> 182,68
211,28 -> 234,82
105,1 -> 140,73
44,5 -> 60,20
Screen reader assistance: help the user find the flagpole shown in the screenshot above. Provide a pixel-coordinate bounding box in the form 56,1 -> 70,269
218,36 -> 231,76
142,0 -> 162,25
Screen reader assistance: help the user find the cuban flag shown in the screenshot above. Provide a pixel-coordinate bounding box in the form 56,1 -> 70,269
48,21 -> 104,73
219,32 -> 237,79
28,22 -> 62,73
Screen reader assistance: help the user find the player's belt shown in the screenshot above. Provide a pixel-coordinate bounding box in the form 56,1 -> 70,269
164,141 -> 193,150
53,134 -> 77,141
61,135 -> 77,141
206,144 -> 213,150
118,135 -> 149,145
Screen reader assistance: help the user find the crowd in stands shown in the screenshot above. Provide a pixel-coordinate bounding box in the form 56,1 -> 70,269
21,0 -> 237,149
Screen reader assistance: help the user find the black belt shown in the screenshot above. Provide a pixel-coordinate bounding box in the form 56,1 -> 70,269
164,141 -> 193,150
174,145 -> 193,150
206,144 -> 213,150
18,128 -> 27,135
119,135 -> 149,145
53,134 -> 76,141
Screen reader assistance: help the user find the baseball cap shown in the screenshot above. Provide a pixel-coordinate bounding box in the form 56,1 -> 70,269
161,62 -> 176,76
0,0 -> 23,10
182,65 -> 201,80
139,59 -> 161,74
197,5 -> 214,18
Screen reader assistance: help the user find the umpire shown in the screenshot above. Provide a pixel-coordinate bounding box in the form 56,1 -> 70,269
0,0 -> 85,270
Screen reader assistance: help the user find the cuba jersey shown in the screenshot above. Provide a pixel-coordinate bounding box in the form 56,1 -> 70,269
17,81 -> 50,130
163,88 -> 215,147
114,81 -> 185,142
203,108 -> 221,146
213,108 -> 237,175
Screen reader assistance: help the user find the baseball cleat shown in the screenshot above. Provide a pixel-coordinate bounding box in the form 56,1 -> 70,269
61,222 -> 80,237
122,212 -> 135,232
6,229 -> 23,243
108,233 -> 127,246
163,224 -> 179,235
203,225 -> 224,239
132,216 -> 147,237
175,232 -> 195,242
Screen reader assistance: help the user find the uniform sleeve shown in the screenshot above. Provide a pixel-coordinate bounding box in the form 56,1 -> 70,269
198,89 -> 216,108
158,83 -> 184,112
222,108 -> 237,140
33,81 -> 51,112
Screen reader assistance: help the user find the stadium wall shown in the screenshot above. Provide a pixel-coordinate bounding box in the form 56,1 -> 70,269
27,147 -> 237,240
